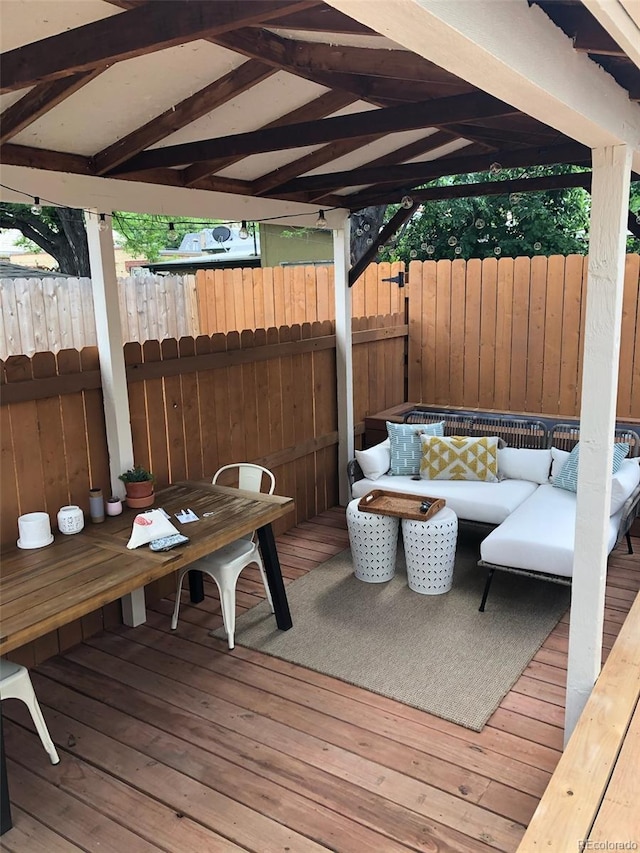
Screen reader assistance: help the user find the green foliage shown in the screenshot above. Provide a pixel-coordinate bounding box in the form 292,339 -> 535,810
114,212 -> 216,261
377,166 -> 592,264
628,183 -> 640,254
118,465 -> 154,483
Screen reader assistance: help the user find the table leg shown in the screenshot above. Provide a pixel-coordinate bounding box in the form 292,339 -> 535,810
188,569 -> 204,603
0,707 -> 12,835
257,523 -> 292,630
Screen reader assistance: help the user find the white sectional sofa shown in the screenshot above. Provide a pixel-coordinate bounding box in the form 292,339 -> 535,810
348,412 -> 640,610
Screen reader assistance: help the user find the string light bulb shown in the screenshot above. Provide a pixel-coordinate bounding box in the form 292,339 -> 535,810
401,195 -> 414,210
239,220 -> 249,239
31,196 -> 42,215
98,213 -> 108,232
315,210 -> 328,229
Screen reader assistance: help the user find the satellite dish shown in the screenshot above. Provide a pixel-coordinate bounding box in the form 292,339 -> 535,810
212,225 -> 231,243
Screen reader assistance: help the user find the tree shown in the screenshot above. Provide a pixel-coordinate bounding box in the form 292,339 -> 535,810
111,212 -> 204,261
377,166 -> 593,264
350,206 -> 387,266
0,203 -> 90,276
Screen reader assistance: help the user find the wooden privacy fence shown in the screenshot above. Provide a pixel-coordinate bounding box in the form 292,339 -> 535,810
407,253 -> 640,420
195,262 -> 406,333
0,315 -> 406,664
0,275 -> 199,358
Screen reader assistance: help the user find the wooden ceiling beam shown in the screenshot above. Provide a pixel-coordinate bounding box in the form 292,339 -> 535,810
277,141 -> 590,198
111,92 -> 515,172
252,135 -> 382,195
445,123 -> 561,147
259,40 -> 468,84
306,130 -> 478,204
0,0 -> 317,93
94,60 -> 277,175
573,29 -> 626,56
0,143 -> 93,174
0,70 -> 104,143
184,89 -> 357,187
408,170 -> 592,203
213,28 -> 468,103
254,6 -> 376,34
349,204 -> 415,286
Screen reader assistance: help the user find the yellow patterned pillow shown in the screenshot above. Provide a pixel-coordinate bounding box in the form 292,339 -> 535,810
420,435 -> 500,482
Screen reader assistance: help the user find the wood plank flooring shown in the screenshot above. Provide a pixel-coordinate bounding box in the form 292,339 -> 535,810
2,507 -> 639,853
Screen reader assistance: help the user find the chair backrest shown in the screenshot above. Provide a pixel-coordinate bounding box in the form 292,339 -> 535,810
402,408 -> 549,449
212,463 -> 275,495
549,424 -> 640,457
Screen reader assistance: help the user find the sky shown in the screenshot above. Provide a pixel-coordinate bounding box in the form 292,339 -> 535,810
0,229 -> 23,253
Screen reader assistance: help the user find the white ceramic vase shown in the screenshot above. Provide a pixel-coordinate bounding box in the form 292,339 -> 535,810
57,505 -> 85,535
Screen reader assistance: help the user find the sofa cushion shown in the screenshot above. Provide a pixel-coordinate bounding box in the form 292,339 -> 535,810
480,484 -> 620,578
351,474 -> 537,525
387,420 -> 444,476
554,442 -> 630,492
355,439 -> 390,481
550,447 -> 570,483
498,447 -> 552,484
610,459 -> 640,514
420,435 -> 500,482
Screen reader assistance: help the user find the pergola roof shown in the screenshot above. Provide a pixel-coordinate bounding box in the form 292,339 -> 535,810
1,0 -> 639,229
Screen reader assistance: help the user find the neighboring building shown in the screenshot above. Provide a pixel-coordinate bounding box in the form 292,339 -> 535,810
0,260 -> 68,279
2,221 -> 335,278
142,223 -> 334,274
6,248 -> 144,278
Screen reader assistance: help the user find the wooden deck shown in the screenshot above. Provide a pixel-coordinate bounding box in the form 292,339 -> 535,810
2,507 -> 639,853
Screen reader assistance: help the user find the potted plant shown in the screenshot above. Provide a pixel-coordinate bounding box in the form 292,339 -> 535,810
119,466 -> 155,509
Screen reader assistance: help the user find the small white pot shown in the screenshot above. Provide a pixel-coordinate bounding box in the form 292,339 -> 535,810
57,505 -> 85,535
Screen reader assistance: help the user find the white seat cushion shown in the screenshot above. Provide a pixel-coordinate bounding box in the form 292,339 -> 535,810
351,475 -> 537,525
480,484 -> 620,578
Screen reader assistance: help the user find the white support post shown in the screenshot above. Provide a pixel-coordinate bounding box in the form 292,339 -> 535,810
564,144 -> 631,744
333,214 -> 354,505
85,210 -> 145,626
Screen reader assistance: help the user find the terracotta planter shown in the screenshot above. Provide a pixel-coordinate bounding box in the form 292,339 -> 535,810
124,480 -> 155,509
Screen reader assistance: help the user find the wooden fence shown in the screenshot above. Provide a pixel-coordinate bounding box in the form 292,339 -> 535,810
0,275 -> 199,358
0,315 -> 406,664
407,254 -> 640,420
195,262 -> 406,333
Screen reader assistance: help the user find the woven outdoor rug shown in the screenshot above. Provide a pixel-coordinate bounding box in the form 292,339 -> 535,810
217,532 -> 570,731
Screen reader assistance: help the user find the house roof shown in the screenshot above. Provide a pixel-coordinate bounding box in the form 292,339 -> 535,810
0,259 -> 67,278
1,0 -> 639,231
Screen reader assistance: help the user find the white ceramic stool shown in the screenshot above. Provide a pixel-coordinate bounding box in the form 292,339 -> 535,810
346,498 -> 399,582
402,507 -> 458,595
0,659 -> 60,765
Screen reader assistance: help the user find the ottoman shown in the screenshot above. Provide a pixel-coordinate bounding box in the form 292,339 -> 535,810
346,498 -> 399,582
401,507 -> 458,594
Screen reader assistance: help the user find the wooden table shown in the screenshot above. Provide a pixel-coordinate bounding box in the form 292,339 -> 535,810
0,480 -> 294,834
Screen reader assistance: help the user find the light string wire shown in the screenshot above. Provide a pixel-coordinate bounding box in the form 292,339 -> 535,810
0,181 -> 341,231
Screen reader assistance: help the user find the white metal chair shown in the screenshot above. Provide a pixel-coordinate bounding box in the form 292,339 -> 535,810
171,463 -> 276,649
0,659 -> 60,764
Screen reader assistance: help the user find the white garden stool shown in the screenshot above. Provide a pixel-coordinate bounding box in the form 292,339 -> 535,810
0,659 -> 60,765
346,498 -> 399,582
402,507 -> 458,595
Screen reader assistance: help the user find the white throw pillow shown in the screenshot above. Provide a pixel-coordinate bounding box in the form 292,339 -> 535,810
497,447 -> 552,485
550,447 -> 570,483
355,439 -> 391,480
610,459 -> 640,515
